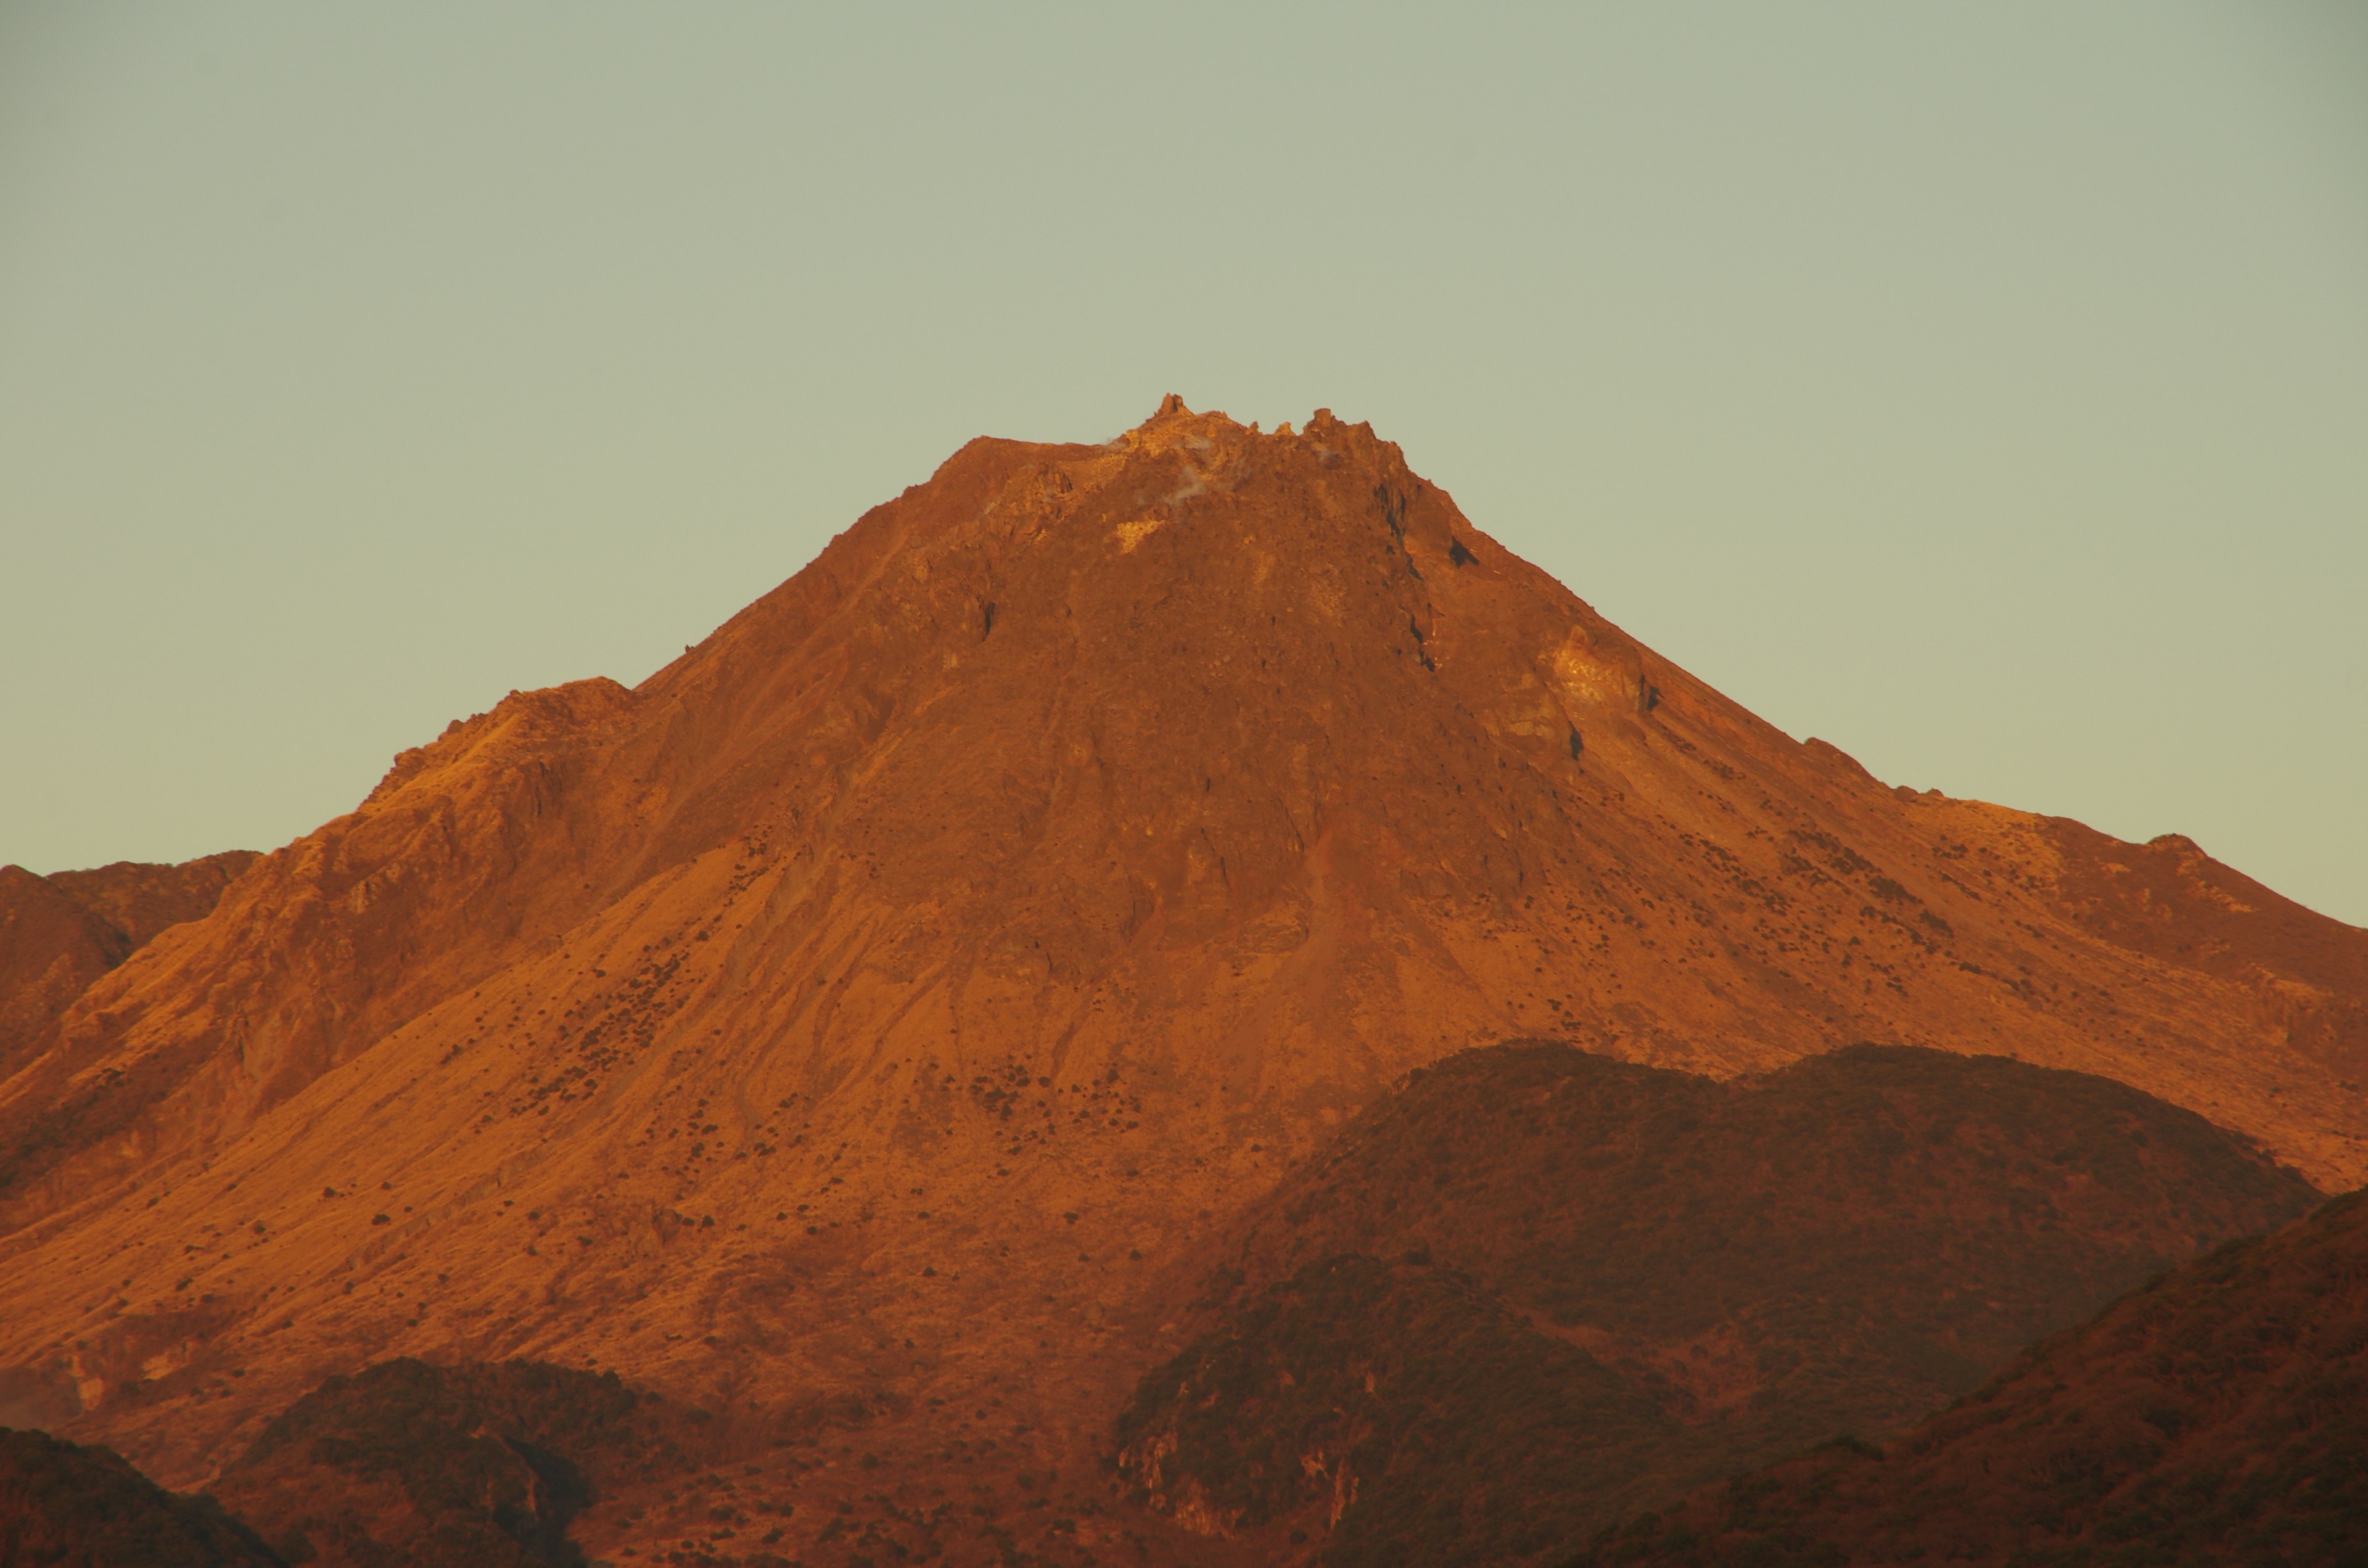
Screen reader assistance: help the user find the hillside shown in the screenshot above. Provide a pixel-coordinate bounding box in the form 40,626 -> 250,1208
4,1046 -> 2328,1568
209,1358 -> 720,1567
1113,1042 -> 2321,1566
1579,1187 -> 2368,1566
0,1426 -> 281,1567
1,398 -> 2361,1554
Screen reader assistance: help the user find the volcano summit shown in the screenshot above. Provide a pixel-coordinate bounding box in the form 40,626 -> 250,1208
2,398 -> 2362,1561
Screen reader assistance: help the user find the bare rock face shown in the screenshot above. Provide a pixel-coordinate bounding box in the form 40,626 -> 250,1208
0,400 -> 2361,1561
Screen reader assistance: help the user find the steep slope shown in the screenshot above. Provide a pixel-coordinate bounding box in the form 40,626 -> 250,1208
1579,1188 -> 2368,1566
1,398 -> 2361,1523
1112,1043 -> 2321,1566
0,1426 -> 283,1567
0,852 -> 258,1075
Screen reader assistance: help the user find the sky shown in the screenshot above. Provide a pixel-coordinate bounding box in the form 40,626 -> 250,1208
2,2 -> 2363,924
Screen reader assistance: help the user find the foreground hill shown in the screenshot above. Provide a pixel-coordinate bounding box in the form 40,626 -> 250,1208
1580,1187 -> 2368,1566
208,1356 -> 1130,1567
208,1359 -> 718,1567
1114,1043 -> 2321,1566
0,852 -> 256,1074
0,1048 -> 2324,1567
1,399 -> 2361,1540
0,1426 -> 281,1567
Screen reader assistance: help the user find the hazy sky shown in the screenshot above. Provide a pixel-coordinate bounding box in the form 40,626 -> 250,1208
3,2 -> 2363,924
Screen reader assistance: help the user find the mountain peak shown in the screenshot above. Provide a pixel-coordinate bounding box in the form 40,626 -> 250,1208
2,402 -> 2361,1517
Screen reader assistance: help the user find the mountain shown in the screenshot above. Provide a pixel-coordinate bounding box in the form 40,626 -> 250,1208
0,852 -> 258,1073
1112,1042 -> 2321,1566
1,398 -> 2362,1561
1577,1186 -> 2368,1566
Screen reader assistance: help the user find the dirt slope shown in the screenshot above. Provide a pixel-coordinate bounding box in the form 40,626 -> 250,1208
0,399 -> 2361,1559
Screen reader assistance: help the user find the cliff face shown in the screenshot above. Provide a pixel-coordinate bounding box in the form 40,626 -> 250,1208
1,399 -> 2359,1517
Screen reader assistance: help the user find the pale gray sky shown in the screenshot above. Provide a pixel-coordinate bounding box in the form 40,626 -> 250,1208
3,2 -> 2364,922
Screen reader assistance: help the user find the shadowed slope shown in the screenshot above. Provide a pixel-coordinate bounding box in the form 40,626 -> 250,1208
1578,1188 -> 2368,1566
0,1426 -> 283,1567
1113,1043 -> 2321,1566
210,1359 -> 717,1568
0,399 -> 2360,1537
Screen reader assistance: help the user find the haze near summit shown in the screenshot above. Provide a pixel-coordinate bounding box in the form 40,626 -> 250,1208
1,2 -> 2362,923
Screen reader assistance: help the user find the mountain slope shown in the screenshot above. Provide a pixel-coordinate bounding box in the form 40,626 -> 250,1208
1,398 -> 2361,1519
1578,1188 -> 2368,1566
1113,1042 -> 2321,1566
0,852 -> 257,1075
